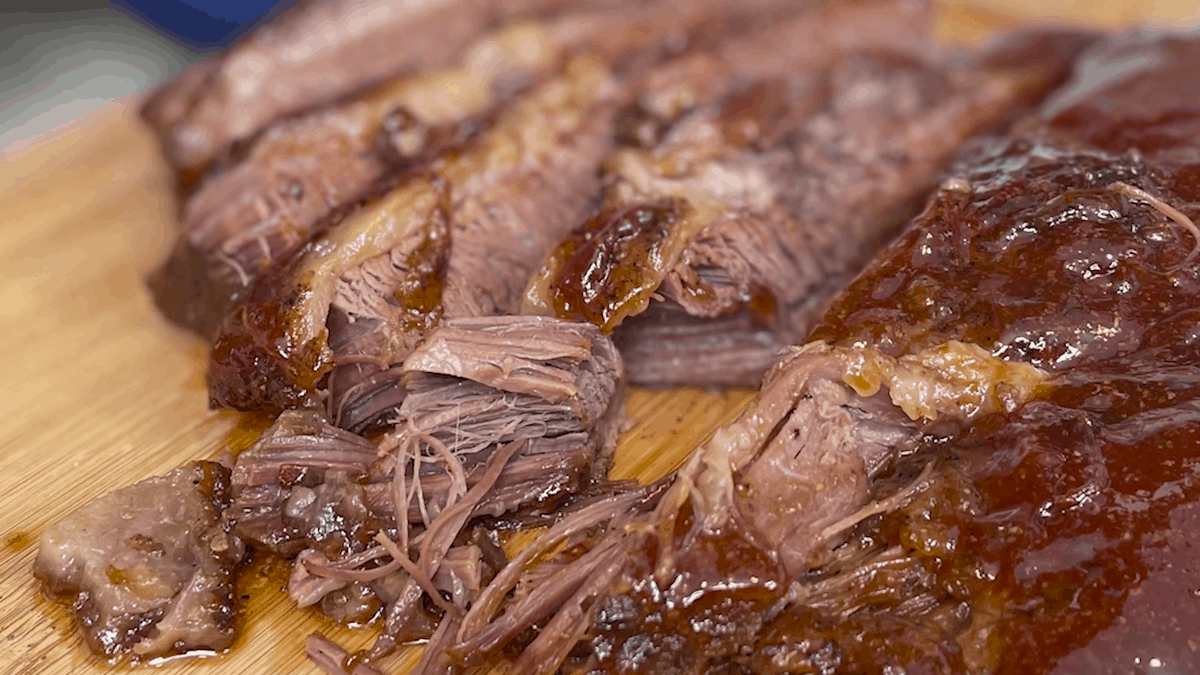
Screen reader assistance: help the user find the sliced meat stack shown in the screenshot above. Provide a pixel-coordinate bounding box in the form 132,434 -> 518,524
443,31 -> 1200,675
41,1 -> 1169,674
148,0 -> 806,337
525,23 -> 1092,386
204,54 -> 620,414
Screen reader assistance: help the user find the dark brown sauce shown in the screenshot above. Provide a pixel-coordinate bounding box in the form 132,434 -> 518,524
207,247 -> 334,412
391,192 -> 451,335
223,411 -> 277,456
795,39 -> 1200,671
548,201 -> 687,331
3,531 -> 33,554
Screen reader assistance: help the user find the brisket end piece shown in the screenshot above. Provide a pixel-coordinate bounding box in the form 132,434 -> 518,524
206,177 -> 449,412
35,462 -> 246,660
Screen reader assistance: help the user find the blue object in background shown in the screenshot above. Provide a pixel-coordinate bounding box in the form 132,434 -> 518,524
115,0 -> 297,50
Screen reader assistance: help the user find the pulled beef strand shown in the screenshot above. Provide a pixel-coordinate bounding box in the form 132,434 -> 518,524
525,20 -> 1092,387
218,316 -> 626,670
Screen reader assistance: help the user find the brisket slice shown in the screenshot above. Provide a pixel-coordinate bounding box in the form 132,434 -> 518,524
141,0 -> 801,176
35,462 -> 246,660
525,25 -> 1092,387
448,32 -> 1200,675
137,0 -> 581,175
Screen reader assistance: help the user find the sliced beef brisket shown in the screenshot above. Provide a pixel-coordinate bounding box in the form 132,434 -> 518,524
150,1 -> 792,338
207,56 -> 617,413
141,0 -> 802,177
225,315 -> 624,665
526,24 -> 1092,386
148,21 -> 545,337
446,31 -> 1200,675
138,0 -> 583,175
35,462 -> 246,660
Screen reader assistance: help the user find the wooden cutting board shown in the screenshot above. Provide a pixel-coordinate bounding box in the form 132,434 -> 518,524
0,2 -> 1191,673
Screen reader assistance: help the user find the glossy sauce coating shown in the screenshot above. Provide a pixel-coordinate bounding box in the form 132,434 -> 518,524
794,35 -> 1200,674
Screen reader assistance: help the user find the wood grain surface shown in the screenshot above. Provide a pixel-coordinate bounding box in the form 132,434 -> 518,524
0,2 -> 1193,673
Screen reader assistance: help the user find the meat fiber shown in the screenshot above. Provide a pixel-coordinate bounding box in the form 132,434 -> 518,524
225,315 -> 625,667
34,462 -> 246,660
206,55 -> 619,413
228,315 -> 624,554
442,30 -> 1200,675
524,21 -> 1092,386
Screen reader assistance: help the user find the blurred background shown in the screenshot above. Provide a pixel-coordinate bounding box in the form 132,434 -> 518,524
1,0 -> 1195,154
0,0 -> 293,152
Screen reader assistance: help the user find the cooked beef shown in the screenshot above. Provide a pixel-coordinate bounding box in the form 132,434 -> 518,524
226,315 -> 624,665
229,316 -> 624,553
446,31 -> 1200,675
795,33 -> 1200,675
141,0 -> 801,176
137,0 -> 576,175
525,23 -> 1092,386
149,2 -> 778,338
35,462 -> 246,660
449,341 -> 1044,673
147,21 -> 538,337
205,47 -> 623,413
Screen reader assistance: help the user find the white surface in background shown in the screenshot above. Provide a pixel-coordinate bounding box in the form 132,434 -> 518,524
0,9 -> 203,153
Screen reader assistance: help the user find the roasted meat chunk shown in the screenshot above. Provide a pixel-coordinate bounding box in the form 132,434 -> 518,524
441,31 -> 1200,675
525,25 -> 1092,386
34,462 -> 246,660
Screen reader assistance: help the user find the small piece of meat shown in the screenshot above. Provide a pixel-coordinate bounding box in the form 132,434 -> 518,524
525,21 -> 1093,386
34,462 -> 246,660
384,315 -> 626,481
